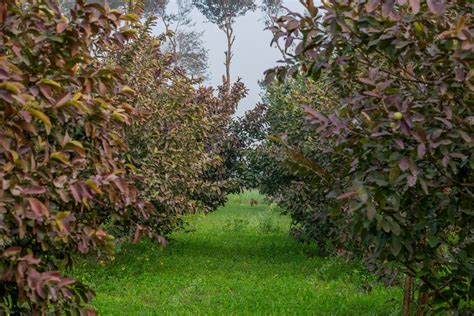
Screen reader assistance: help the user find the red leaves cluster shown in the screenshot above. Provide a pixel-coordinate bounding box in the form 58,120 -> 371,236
111,23 -> 248,237
268,0 -> 473,312
0,1 -> 153,313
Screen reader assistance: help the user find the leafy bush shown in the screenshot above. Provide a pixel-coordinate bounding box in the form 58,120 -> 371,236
0,0 -> 154,313
191,81 -> 248,212
238,78 -> 357,255
108,18 -> 247,238
268,0 -> 473,313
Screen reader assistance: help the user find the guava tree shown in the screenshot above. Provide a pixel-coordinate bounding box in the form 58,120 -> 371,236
267,0 -> 473,313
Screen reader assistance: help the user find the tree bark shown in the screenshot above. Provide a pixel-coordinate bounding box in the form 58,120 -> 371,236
403,276 -> 413,316
223,16 -> 235,92
416,291 -> 429,316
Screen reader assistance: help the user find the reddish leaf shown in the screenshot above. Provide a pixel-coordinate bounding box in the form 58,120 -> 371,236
336,191 -> 358,200
409,0 -> 420,14
56,22 -> 67,34
434,117 -> 452,129
417,143 -> 426,159
399,159 -> 409,171
55,92 -> 71,107
28,198 -> 49,217
23,186 -> 47,195
427,0 -> 446,15
394,139 -> 405,149
366,0 -> 380,13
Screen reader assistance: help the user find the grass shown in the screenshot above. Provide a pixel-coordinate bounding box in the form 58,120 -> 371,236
74,191 -> 403,315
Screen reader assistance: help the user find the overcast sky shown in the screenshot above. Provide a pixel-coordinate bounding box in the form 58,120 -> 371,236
153,0 -> 304,117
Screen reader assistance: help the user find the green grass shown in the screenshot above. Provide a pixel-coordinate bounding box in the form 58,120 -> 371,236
75,191 -> 402,315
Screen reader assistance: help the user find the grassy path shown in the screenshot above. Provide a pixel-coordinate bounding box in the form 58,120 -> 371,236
76,192 -> 402,315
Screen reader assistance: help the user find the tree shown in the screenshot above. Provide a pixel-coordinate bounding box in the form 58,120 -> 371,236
143,0 -> 168,16
60,1 -> 209,78
59,0 -> 126,12
0,1 -> 153,313
260,0 -> 283,26
59,0 -> 162,15
268,0 -> 473,313
236,77 -> 358,255
107,17 -> 246,238
158,0 -> 210,78
192,0 -> 257,88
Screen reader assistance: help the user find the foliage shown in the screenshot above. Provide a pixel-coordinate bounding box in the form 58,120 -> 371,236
238,78 -> 357,255
260,0 -> 283,26
168,29 -> 209,79
158,0 -> 210,79
192,0 -> 257,27
268,0 -> 473,313
193,81 -> 248,211
143,0 -> 168,16
108,19 -> 247,237
0,0 -> 154,313
192,0 -> 257,86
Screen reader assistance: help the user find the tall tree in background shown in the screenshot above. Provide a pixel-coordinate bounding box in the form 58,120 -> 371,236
157,0 -> 210,78
193,0 -> 256,89
60,0 -> 167,16
59,0 -> 144,12
59,1 -> 209,78
143,0 -> 168,16
260,0 -> 285,57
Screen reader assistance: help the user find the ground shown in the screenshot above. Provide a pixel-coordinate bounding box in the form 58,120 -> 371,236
75,191 -> 402,315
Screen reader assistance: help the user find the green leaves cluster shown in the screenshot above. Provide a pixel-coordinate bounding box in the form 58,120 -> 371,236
192,0 -> 257,27
238,77 -> 357,256
267,0 -> 473,313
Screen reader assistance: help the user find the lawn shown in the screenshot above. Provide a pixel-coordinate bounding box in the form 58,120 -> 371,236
74,191 -> 402,315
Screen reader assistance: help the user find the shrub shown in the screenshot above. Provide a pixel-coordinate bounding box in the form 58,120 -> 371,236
268,0 -> 473,312
0,0 -> 155,313
108,18 -> 247,237
191,81 -> 248,212
238,77 -> 357,255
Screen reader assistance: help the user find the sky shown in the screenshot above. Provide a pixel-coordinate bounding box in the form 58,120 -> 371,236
153,0 -> 304,117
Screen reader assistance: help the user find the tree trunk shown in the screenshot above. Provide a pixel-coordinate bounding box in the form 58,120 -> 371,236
416,291 -> 429,316
223,16 -> 235,92
403,276 -> 413,316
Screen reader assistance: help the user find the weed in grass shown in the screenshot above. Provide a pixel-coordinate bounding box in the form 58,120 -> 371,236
256,208 -> 281,234
222,218 -> 251,232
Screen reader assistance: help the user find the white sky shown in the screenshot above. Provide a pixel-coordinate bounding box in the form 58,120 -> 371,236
153,0 -> 305,117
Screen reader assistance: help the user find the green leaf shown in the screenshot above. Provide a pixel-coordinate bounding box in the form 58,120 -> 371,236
29,109 -> 52,134
50,152 -> 70,164
356,186 -> 369,202
0,82 -> 23,94
49,35 -> 64,43
39,79 -> 62,89
391,237 -> 401,256
86,179 -> 103,195
427,236 -> 440,248
389,166 -> 400,183
367,202 -> 376,221
391,221 -> 401,236
382,219 -> 391,233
